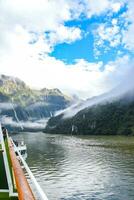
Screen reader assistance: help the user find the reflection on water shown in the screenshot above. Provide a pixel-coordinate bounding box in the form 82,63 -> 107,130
12,133 -> 134,200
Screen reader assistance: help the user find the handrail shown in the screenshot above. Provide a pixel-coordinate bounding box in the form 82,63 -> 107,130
8,139 -> 35,200
11,138 -> 49,200
0,126 -> 16,197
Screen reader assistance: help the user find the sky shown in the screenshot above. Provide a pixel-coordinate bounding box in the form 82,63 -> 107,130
0,0 -> 134,99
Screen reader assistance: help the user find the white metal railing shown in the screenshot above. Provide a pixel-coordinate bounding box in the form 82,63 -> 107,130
0,125 -> 18,197
11,138 -> 49,200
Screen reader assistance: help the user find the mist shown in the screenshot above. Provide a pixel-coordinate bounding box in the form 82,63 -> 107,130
55,65 -> 134,119
1,116 -> 48,130
0,102 -> 17,110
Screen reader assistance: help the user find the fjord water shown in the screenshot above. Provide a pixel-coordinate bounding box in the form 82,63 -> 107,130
13,132 -> 134,200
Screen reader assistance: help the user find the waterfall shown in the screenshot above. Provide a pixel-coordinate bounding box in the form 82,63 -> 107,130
11,100 -> 24,130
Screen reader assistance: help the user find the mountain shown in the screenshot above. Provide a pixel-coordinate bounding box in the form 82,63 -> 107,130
45,89 -> 134,135
0,74 -> 73,131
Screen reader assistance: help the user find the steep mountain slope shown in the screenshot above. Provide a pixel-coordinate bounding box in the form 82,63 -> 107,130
45,90 -> 134,135
0,74 -> 73,130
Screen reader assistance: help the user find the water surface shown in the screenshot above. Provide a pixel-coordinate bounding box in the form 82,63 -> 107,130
12,132 -> 134,200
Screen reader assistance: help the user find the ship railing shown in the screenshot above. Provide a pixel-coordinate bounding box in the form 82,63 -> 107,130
10,137 -> 49,200
0,125 -> 18,197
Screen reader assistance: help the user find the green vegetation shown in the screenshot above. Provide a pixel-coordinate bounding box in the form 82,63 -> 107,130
0,75 -> 72,125
0,75 -> 71,107
45,99 -> 134,135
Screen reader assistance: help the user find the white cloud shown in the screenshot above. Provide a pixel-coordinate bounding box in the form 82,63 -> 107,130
93,0 -> 134,53
122,1 -> 134,51
86,0 -> 110,18
0,53 -> 105,98
103,55 -> 131,85
111,2 -> 121,12
0,0 -> 83,57
0,0 -> 133,100
56,56 -> 134,118
94,19 -> 121,52
0,0 -> 124,57
0,46 -> 131,99
47,25 -> 82,50
123,25 -> 134,50
85,0 -> 122,18
1,116 -> 48,129
0,0 -> 73,31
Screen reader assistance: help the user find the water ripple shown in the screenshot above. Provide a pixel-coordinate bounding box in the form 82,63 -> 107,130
12,133 -> 134,200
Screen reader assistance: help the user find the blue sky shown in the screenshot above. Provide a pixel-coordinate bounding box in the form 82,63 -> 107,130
51,4 -> 131,65
0,0 -> 134,98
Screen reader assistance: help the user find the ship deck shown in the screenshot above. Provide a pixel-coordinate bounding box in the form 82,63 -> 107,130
0,125 -> 42,200
0,144 -> 8,189
0,140 -> 18,200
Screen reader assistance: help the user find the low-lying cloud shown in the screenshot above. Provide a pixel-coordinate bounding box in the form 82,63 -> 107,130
56,62 -> 134,118
1,116 -> 48,130
0,102 -> 17,110
0,0 -> 133,99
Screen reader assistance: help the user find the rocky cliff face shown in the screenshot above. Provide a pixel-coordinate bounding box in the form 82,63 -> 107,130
0,74 -> 73,131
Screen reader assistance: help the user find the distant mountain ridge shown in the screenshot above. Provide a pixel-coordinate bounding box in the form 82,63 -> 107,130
45,88 -> 134,135
0,74 -> 73,131
0,74 -> 71,106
